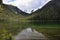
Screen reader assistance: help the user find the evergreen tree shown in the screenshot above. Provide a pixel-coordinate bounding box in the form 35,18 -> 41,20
0,0 -> 2,4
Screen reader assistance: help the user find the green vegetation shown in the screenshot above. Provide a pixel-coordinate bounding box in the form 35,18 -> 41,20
36,28 -> 60,40
0,0 -> 2,4
0,28 -> 14,40
0,4 -> 29,40
0,0 -> 60,40
27,1 -> 60,40
29,1 -> 60,20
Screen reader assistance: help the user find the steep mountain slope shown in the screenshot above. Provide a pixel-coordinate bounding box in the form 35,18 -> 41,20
0,4 -> 28,21
2,4 -> 29,16
29,0 -> 60,21
0,4 -> 31,36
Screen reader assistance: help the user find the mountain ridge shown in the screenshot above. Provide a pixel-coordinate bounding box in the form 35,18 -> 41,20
2,4 -> 30,16
29,0 -> 60,21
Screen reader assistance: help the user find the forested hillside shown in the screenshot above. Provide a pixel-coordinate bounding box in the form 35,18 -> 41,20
29,0 -> 60,21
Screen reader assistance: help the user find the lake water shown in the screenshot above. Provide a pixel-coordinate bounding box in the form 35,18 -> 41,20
14,28 -> 48,40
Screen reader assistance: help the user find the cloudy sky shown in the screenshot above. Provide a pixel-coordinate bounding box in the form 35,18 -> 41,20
3,0 -> 51,13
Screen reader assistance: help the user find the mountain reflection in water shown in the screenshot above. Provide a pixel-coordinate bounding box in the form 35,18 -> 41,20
14,28 -> 48,40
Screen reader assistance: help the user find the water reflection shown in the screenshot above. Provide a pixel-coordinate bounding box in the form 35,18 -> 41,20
14,28 -> 48,40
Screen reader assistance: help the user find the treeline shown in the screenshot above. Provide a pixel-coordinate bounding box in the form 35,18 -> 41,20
29,1 -> 60,21
0,0 -> 2,4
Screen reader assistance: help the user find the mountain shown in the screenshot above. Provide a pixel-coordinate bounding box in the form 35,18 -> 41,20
0,4 -> 30,23
29,0 -> 60,21
1,0 -> 60,22
1,0 -> 29,16
2,4 -> 30,16
0,4 -> 32,37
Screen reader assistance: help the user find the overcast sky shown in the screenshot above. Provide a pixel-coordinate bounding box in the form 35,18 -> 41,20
3,0 -> 51,13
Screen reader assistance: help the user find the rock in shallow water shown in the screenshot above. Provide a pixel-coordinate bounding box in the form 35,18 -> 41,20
14,28 -> 48,40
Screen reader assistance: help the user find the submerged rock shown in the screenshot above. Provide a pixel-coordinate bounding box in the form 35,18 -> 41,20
14,28 -> 48,40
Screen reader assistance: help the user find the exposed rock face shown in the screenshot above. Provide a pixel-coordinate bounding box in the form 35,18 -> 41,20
14,28 -> 47,40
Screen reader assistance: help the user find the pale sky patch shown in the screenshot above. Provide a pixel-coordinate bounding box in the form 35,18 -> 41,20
3,0 -> 51,13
